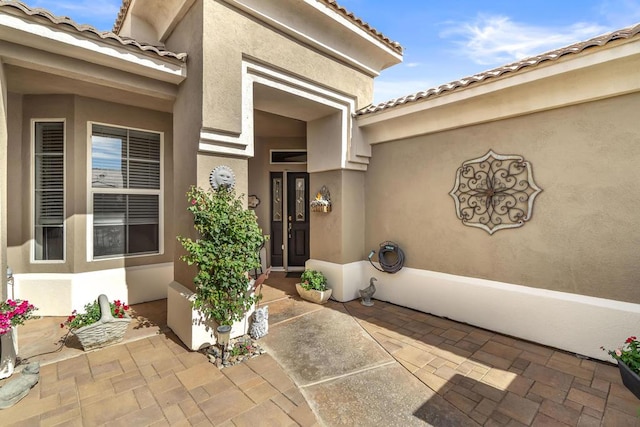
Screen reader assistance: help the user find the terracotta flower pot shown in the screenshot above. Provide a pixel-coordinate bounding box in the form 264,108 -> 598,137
295,283 -> 332,304
618,360 -> 640,400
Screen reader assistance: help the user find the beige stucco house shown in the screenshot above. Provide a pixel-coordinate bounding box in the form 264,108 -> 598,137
0,0 -> 638,361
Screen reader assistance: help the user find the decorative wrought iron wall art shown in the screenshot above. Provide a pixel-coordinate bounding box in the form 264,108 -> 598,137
449,150 -> 542,235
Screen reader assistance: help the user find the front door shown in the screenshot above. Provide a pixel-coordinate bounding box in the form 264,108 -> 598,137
269,172 -> 310,270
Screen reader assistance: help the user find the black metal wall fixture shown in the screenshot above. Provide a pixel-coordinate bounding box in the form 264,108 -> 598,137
449,150 -> 542,235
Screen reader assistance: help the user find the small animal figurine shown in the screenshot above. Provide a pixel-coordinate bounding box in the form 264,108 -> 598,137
249,306 -> 269,339
359,277 -> 377,306
0,362 -> 40,409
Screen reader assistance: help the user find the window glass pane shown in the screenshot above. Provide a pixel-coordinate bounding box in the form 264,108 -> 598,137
270,151 -> 307,164
129,161 -> 160,189
295,178 -> 305,221
94,225 -> 125,258
92,133 -> 126,188
35,227 -> 63,260
128,224 -> 159,254
129,130 -> 160,161
273,178 -> 282,222
93,194 -> 159,257
34,121 -> 64,261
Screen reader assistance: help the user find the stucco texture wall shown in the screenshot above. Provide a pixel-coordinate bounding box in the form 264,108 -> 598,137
7,95 -> 174,274
311,169 -> 365,265
365,92 -> 640,304
201,1 -> 373,134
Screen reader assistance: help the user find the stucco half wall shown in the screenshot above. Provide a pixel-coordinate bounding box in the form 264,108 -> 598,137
12,262 -> 173,316
308,259 -> 639,362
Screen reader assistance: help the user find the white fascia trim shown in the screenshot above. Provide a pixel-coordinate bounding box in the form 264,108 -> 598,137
223,0 -> 401,77
0,14 -> 185,84
358,41 -> 640,127
303,0 -> 402,61
199,59 -> 359,169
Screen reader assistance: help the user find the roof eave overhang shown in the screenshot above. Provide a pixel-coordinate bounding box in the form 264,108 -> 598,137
220,0 -> 402,77
357,39 -> 640,143
0,12 -> 186,85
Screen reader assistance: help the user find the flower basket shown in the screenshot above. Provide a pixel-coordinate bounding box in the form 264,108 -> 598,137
296,283 -> 332,304
618,361 -> 640,400
71,295 -> 131,351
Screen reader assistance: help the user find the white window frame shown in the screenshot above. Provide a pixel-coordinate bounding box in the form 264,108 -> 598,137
31,119 -> 66,263
87,121 -> 164,261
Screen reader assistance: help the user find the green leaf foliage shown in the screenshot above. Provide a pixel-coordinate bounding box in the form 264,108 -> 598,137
300,269 -> 327,291
178,186 -> 266,326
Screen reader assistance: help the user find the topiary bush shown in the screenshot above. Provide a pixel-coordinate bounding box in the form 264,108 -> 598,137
178,185 -> 266,326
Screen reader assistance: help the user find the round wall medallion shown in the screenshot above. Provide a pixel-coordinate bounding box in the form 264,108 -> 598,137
209,165 -> 236,190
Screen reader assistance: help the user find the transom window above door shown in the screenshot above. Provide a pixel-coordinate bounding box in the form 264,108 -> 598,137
270,150 -> 307,164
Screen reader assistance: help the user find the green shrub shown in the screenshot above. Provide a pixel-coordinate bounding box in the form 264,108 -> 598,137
300,269 -> 327,291
178,185 -> 266,326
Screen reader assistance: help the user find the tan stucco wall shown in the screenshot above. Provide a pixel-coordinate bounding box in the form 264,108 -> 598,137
0,62 -> 7,300
310,169 -> 365,264
6,94 -> 174,275
174,154 -> 250,291
364,92 -> 640,304
201,1 -> 373,134
165,1 -> 204,291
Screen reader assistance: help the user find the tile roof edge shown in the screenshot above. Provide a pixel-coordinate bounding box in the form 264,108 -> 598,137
113,0 -> 131,35
357,22 -> 640,116
0,0 -> 186,62
320,0 -> 402,54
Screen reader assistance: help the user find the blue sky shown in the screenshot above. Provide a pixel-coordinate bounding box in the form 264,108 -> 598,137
28,0 -> 640,104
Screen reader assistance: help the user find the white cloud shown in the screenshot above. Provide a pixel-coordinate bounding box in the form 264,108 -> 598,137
441,15 -> 607,66
595,0 -> 640,28
32,0 -> 120,16
405,62 -> 421,68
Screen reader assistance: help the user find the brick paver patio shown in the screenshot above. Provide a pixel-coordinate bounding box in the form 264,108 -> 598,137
2,272 -> 638,426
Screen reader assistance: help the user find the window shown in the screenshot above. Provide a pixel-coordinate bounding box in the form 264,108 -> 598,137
90,124 -> 162,258
270,150 -> 307,164
34,121 -> 65,261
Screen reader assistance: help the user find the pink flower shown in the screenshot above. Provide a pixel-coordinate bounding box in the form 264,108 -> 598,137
616,349 -> 622,357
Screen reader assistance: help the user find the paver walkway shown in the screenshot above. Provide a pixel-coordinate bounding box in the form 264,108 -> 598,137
2,272 -> 639,426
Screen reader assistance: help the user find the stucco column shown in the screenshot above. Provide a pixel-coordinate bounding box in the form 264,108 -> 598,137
308,169 -> 365,301
0,60 -> 7,303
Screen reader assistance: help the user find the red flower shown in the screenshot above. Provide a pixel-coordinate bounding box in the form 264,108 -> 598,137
626,336 -> 637,344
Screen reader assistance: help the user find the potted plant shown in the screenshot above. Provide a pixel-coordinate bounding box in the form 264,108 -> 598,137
179,185 -> 265,344
1,299 -> 37,379
60,295 -> 131,351
603,336 -> 640,399
296,269 -> 332,304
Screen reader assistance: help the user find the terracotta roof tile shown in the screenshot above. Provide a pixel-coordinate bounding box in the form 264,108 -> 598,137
357,22 -> 640,116
0,0 -> 186,61
318,0 -> 402,54
113,0 -> 131,34
113,0 -> 403,55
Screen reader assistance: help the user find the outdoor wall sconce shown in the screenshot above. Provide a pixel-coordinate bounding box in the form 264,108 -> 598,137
310,186 -> 332,212
449,150 -> 542,235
